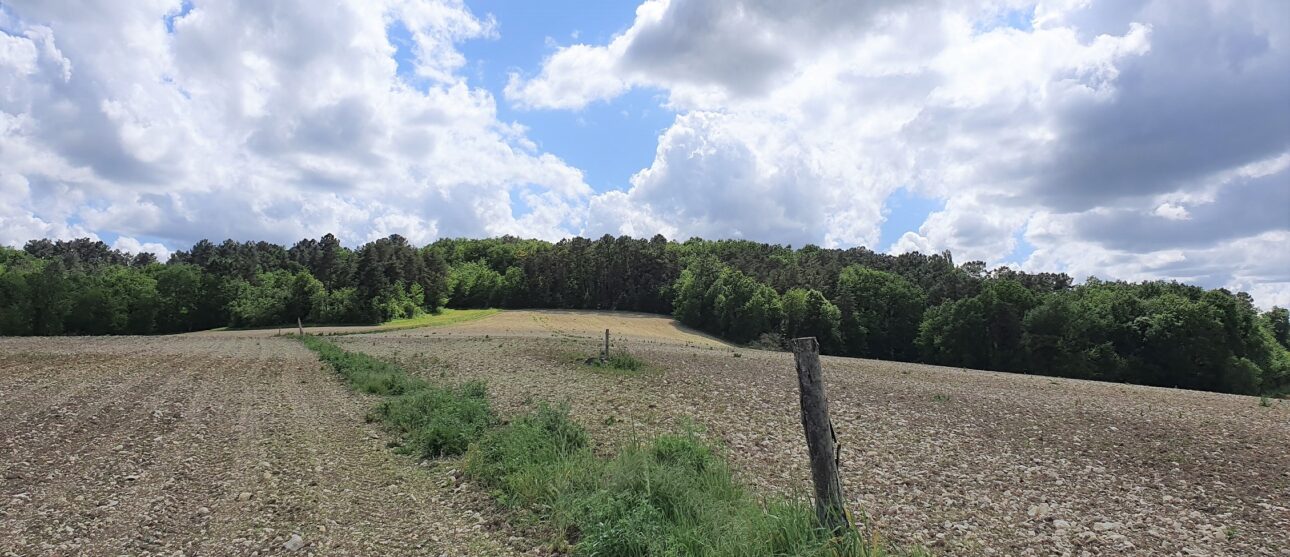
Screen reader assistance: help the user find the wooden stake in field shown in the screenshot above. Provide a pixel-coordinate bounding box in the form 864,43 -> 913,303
602,328 -> 610,363
790,336 -> 853,534
297,317 -> 304,336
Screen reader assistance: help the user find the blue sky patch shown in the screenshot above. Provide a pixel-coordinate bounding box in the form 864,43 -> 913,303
879,188 -> 943,250
460,0 -> 671,192
975,4 -> 1035,33
164,0 -> 193,33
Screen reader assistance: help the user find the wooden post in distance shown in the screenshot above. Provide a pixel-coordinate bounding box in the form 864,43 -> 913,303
297,317 -> 304,336
790,336 -> 852,534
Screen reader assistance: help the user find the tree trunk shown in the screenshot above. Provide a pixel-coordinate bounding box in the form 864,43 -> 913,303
791,336 -> 852,534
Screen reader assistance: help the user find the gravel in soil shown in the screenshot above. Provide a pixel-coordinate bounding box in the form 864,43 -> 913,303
0,335 -> 523,556
340,309 -> 1290,557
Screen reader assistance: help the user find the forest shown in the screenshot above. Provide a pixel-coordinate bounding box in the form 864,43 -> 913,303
2,234 -> 1287,396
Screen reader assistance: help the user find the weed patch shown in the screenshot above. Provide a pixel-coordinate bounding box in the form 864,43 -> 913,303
298,336 -> 494,457
299,335 -> 917,556
375,382 -> 495,457
299,335 -> 427,395
582,349 -> 648,374
467,405 -> 916,556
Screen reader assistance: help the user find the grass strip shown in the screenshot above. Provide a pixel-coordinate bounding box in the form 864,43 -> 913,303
376,308 -> 500,332
298,335 -> 493,458
297,335 -> 921,556
466,404 -> 923,556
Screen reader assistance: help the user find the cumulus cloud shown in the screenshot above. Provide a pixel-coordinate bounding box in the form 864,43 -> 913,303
514,0 -> 1289,305
505,0 -> 948,110
2,0 -> 1287,307
585,111 -> 892,247
0,0 -> 591,250
112,236 -> 172,262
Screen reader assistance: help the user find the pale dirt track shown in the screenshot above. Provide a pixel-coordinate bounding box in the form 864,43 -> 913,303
4,309 -> 1289,556
347,310 -> 1290,557
0,336 -> 519,556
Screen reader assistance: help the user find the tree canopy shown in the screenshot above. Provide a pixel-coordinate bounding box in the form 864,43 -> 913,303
3,234 -> 1286,396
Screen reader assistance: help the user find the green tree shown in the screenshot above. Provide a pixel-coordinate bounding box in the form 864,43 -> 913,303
670,257 -> 723,329
1261,307 -> 1289,349
730,283 -> 783,343
781,288 -> 842,351
151,264 -> 203,333
105,267 -> 159,334
447,261 -> 503,308
918,279 -> 1037,371
977,279 -> 1040,371
1134,293 -> 1229,390
285,271 -> 324,322
372,281 -> 423,321
499,266 -> 526,308
29,260 -> 73,335
835,266 -> 926,360
917,296 -> 989,368
227,271 -> 293,327
309,287 -> 363,323
0,247 -> 36,335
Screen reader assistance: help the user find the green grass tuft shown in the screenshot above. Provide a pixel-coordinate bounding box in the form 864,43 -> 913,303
298,335 -> 495,457
375,382 -> 495,457
300,335 -> 920,556
377,308 -> 500,332
585,349 -> 648,374
299,335 -> 428,395
466,405 -> 918,556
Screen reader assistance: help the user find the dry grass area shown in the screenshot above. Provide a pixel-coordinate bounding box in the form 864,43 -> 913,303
4,309 -> 1288,556
177,309 -> 499,338
0,335 -> 520,556
345,309 -> 1290,556
427,308 -> 731,348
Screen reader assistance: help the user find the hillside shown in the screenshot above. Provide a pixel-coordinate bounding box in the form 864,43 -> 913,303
2,310 -> 1287,555
360,310 -> 1289,554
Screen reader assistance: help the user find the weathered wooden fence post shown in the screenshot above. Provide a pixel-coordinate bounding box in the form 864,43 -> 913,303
603,328 -> 610,362
791,336 -> 852,534
297,317 -> 304,336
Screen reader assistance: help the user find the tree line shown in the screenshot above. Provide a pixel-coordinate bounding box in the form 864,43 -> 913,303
2,234 -> 1287,396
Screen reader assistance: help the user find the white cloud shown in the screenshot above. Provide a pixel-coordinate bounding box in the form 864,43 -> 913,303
505,43 -> 629,110
889,195 -> 1030,263
1152,202 -> 1190,220
518,0 -> 1289,305
0,0 -> 591,251
111,235 -> 172,262
585,110 -> 893,247
1,0 -> 1287,307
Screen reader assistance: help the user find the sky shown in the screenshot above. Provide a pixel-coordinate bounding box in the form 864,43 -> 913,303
0,0 -> 1287,306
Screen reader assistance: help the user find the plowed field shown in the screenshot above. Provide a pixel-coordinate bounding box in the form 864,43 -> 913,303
3,309 -> 1288,556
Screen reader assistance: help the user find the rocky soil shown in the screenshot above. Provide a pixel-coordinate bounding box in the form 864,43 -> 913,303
4,309 -> 1287,556
342,310 -> 1290,556
0,336 -> 522,556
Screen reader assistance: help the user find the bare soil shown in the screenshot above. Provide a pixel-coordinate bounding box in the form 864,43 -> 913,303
343,309 -> 1290,556
0,335 -> 521,556
4,309 -> 1288,556
179,325 -> 387,338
